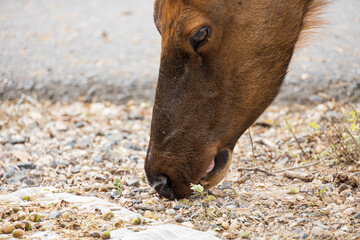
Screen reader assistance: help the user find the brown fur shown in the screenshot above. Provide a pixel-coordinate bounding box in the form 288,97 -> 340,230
145,0 -> 327,199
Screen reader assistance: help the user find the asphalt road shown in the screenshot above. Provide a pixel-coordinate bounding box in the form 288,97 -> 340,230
0,0 -> 359,104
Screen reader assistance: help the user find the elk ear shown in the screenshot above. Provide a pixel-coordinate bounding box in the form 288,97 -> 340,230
297,0 -> 328,49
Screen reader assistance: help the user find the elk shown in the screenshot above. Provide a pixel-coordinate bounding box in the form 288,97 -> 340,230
145,0 -> 327,199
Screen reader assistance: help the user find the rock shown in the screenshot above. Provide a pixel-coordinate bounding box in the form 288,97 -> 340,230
94,175 -> 106,181
354,211 -> 360,219
23,179 -> 35,186
50,159 -> 70,168
343,208 -> 355,216
66,140 -> 77,147
182,222 -> 194,228
174,204 -> 187,210
299,233 -> 309,240
238,204 -> 249,208
175,213 -> 183,223
75,121 -> 85,128
218,181 -> 232,190
17,162 -> 36,170
129,155 -> 139,161
309,95 -> 324,103
225,205 -> 236,210
93,155 -> 103,163
111,190 -> 121,198
318,183 -> 334,192
49,212 -> 62,219
277,157 -> 290,165
131,187 -> 148,193
240,231 -> 251,239
355,233 -> 360,239
126,178 -> 139,187
310,226 -> 327,237
229,221 -> 242,230
222,222 -> 230,230
132,200 -> 142,205
165,209 -> 176,215
79,139 -> 92,149
144,211 -> 154,219
70,167 -> 80,174
6,178 -> 19,184
9,137 -> 26,145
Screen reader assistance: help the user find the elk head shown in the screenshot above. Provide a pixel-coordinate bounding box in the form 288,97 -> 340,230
145,0 -> 326,199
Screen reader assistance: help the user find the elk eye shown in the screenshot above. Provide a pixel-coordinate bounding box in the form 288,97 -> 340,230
190,27 -> 210,52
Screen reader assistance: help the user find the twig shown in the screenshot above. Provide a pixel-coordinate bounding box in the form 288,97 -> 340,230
273,161 -> 320,173
285,118 -> 310,160
238,167 -> 274,176
284,171 -> 314,182
248,128 -> 256,166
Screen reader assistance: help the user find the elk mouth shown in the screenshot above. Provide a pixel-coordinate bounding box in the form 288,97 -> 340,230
199,149 -> 232,189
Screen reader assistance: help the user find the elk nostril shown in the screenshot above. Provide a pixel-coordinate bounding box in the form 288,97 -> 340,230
152,175 -> 174,199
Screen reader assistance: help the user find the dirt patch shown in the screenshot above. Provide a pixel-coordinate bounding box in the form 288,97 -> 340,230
0,99 -> 359,239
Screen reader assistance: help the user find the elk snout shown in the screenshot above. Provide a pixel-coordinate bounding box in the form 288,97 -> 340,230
149,174 -> 175,199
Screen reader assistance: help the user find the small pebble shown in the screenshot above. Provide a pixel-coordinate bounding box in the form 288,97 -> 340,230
222,222 -> 230,230
354,211 -> 360,219
299,233 -> 309,240
90,232 -> 101,238
144,210 -> 154,219
111,190 -> 121,198
17,162 -> 36,169
70,167 -> 80,174
310,226 -> 326,237
175,213 -> 183,223
75,121 -> 85,128
182,222 -> 194,228
126,178 -> 139,187
229,221 -> 242,230
218,181 -> 232,190
174,204 -> 187,210
240,231 -> 251,239
62,212 -> 70,220
166,209 -> 176,215
23,179 -> 35,186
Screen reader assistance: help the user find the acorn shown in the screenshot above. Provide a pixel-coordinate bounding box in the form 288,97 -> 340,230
12,207 -> 20,213
21,221 -> 32,231
0,209 -> 5,218
3,224 -> 15,234
29,213 -> 41,222
132,217 -> 141,225
19,211 -> 27,220
14,221 -> 21,229
101,231 -> 111,239
62,212 -> 70,220
90,231 -> 101,238
22,195 -> 30,201
10,214 -> 20,222
103,211 -> 114,221
12,229 -> 24,238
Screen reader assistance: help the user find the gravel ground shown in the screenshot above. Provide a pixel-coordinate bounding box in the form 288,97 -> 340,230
0,0 -> 359,104
0,99 -> 359,239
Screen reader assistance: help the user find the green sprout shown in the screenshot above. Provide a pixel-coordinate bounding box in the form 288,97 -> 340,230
190,183 -> 207,217
113,177 -> 123,195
